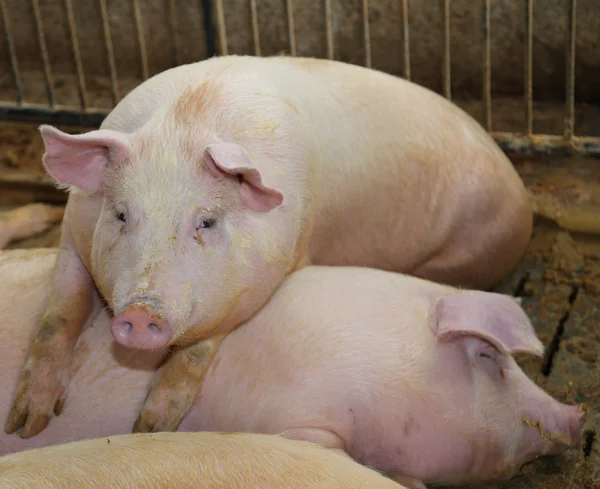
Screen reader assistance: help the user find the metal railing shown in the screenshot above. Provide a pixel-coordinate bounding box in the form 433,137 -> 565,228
0,0 -> 598,157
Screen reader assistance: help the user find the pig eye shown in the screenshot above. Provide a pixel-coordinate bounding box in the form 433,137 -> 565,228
198,218 -> 216,230
116,212 -> 126,223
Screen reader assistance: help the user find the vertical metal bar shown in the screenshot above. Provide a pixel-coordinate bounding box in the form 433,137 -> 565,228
0,0 -> 23,104
285,0 -> 296,56
362,0 -> 371,68
64,0 -> 88,110
443,0 -> 451,100
98,0 -> 119,105
168,0 -> 181,65
324,0 -> 333,59
524,0 -> 533,136
483,0 -> 492,131
564,0 -> 576,140
131,0 -> 149,80
214,0 -> 228,55
32,0 -> 55,107
249,0 -> 261,56
401,0 -> 410,80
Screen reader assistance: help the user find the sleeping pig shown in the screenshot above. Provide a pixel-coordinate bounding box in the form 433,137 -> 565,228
0,432 -> 403,489
5,54 -> 533,438
0,249 -> 582,489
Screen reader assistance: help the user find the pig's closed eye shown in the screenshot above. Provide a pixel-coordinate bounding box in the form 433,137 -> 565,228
116,212 -> 126,223
479,352 -> 492,359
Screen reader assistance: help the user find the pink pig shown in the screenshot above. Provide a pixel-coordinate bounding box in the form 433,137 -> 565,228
5,55 -> 533,438
0,250 -> 582,489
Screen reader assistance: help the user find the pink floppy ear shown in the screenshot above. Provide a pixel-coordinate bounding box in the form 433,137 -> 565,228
39,124 -> 133,191
431,290 -> 544,357
203,142 -> 284,212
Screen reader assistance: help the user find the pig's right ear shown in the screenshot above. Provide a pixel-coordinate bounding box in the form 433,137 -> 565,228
39,125 -> 133,191
431,291 -> 544,357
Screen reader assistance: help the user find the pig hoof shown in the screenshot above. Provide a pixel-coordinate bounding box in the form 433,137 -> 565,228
388,473 -> 427,489
4,360 -> 68,437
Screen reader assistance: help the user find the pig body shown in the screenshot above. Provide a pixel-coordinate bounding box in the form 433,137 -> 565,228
0,204 -> 64,249
0,432 -> 403,489
7,54 -> 532,437
0,250 -> 582,488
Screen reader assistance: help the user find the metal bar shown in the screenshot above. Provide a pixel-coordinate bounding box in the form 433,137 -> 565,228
401,0 -> 410,80
285,0 -> 296,56
132,0 -> 149,80
214,0 -> 228,55
0,0 -> 23,104
443,0 -> 451,99
98,0 -> 119,105
32,0 -> 55,108
249,0 -> 261,56
362,0 -> 371,68
324,0 -> 333,59
168,0 -> 181,65
493,132 -> 600,158
483,0 -> 492,131
64,0 -> 88,110
0,102 -> 108,127
524,0 -> 533,136
565,0 -> 576,140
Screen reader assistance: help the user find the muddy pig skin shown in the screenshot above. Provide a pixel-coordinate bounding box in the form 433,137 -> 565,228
0,250 -> 583,489
0,432 -> 404,489
6,54 -> 533,438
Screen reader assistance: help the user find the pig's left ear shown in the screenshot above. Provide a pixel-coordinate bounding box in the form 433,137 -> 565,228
203,143 -> 284,212
431,291 -> 544,357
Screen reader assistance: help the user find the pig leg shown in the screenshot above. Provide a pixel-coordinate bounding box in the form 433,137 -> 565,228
4,229 -> 98,438
0,204 -> 64,249
387,473 -> 427,489
132,336 -> 224,433
279,428 -> 346,452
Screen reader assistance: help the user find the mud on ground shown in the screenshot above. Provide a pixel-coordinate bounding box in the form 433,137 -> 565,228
0,120 -> 598,488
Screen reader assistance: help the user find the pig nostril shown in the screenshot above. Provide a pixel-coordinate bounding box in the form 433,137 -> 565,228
123,322 -> 133,332
148,323 -> 161,333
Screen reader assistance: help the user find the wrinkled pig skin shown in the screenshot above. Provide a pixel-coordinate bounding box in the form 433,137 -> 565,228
5,55 -> 533,438
0,432 -> 404,489
0,250 -> 583,489
0,204 -> 64,249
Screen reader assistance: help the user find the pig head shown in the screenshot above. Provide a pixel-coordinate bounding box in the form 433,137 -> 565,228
40,125 -> 292,350
423,290 -> 585,485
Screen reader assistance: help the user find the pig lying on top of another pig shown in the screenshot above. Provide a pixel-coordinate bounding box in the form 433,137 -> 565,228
0,250 -> 583,489
5,54 -> 533,438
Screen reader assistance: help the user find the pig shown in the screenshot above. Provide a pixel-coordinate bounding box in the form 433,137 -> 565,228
5,54 -> 533,439
0,432 -> 404,489
0,249 -> 583,489
0,203 -> 64,249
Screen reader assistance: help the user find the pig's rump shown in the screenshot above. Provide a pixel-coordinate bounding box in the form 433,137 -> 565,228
0,431 -> 403,489
0,248 -> 166,455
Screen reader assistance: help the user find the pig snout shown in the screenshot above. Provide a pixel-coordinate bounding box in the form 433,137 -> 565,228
520,400 -> 586,461
110,301 -> 172,350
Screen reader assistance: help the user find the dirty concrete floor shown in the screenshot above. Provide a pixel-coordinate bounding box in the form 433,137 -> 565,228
0,121 -> 599,488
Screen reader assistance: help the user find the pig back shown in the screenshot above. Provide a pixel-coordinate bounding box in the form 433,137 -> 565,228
0,431 -> 403,489
184,266 -> 450,439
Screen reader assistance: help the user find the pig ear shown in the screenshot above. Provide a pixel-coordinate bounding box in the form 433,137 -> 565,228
40,125 -> 133,191
203,143 -> 284,212
431,291 -> 544,357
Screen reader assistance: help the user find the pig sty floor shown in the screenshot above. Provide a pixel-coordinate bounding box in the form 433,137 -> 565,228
1,121 -> 599,488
